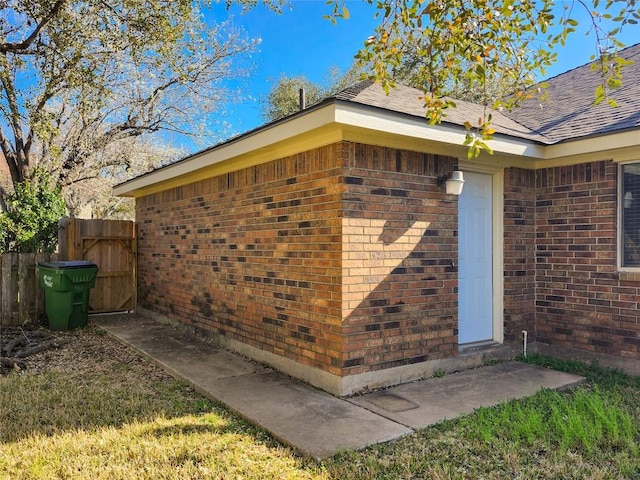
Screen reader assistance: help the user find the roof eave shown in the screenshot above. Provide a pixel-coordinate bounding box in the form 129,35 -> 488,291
333,100 -> 545,159
116,96 -> 639,198
113,100 -> 339,197
536,128 -> 640,166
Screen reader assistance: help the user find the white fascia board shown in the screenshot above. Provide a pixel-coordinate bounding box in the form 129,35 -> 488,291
540,130 -> 640,162
333,103 -> 546,159
115,100 -> 637,197
114,105 -> 338,196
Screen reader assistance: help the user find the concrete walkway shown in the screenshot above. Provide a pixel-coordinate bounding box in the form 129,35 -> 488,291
94,314 -> 584,458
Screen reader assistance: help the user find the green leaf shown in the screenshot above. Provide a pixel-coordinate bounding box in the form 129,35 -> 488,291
0,169 -> 66,253
614,57 -> 634,66
608,78 -> 622,88
594,84 -> 605,105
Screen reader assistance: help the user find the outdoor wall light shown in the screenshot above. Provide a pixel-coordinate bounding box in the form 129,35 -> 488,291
437,170 -> 465,195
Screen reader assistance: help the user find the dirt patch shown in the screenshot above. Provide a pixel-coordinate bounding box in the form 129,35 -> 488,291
0,319 -> 172,382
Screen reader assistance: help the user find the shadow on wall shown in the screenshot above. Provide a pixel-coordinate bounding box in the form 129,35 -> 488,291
342,218 -> 430,318
342,216 -> 458,371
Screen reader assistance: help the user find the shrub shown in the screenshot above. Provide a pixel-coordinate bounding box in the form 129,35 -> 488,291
0,170 -> 66,253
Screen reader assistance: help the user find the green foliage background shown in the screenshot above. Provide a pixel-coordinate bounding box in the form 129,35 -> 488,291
0,170 -> 66,253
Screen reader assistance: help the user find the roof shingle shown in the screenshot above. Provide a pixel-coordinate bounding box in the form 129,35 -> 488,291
505,43 -> 640,143
335,81 -> 549,143
333,43 -> 640,145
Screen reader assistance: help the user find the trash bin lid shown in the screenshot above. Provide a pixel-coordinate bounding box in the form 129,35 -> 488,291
37,261 -> 98,269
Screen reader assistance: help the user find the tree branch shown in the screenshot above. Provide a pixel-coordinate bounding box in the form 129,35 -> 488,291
0,117 -> 21,185
0,51 -> 30,174
0,0 -> 67,53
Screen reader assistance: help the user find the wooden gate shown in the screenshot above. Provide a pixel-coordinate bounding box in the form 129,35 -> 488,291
59,218 -> 136,313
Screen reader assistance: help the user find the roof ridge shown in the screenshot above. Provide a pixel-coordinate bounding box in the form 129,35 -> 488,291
333,80 -> 375,100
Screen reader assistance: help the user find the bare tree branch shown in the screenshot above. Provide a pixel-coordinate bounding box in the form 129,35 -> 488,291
0,1 -> 264,215
0,1 -> 67,53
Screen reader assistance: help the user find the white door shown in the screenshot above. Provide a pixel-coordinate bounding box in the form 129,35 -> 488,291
458,171 -> 493,344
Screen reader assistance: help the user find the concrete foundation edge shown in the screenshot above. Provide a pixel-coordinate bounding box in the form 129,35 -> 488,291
532,342 -> 640,376
137,308 -> 523,396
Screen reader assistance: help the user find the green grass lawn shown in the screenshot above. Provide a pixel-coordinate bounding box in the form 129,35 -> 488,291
1,329 -> 639,479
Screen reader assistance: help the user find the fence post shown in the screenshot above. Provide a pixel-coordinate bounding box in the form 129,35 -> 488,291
58,217 -> 69,260
1,253 -> 19,326
18,253 -> 37,323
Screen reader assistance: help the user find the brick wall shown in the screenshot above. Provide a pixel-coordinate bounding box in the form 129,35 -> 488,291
341,143 -> 459,375
135,140 -> 640,380
137,141 -> 462,378
536,160 -> 640,360
503,168 -> 537,344
137,144 -> 345,375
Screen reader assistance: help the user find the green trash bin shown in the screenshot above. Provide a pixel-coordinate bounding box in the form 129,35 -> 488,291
37,261 -> 99,331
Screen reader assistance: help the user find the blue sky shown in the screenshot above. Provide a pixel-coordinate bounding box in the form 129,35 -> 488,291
204,1 -> 381,141
194,0 -> 639,152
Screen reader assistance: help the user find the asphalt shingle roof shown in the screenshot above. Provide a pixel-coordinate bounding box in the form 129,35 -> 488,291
335,81 -> 549,143
115,44 -> 640,193
334,43 -> 640,145
506,43 -> 640,143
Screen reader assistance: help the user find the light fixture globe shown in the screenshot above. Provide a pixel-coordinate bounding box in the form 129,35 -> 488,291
445,170 -> 465,195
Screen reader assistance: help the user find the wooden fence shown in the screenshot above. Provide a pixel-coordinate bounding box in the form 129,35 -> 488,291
0,218 -> 135,326
0,252 -> 57,326
58,218 -> 136,313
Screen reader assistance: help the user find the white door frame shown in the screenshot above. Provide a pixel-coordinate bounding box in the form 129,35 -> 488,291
458,161 -> 504,344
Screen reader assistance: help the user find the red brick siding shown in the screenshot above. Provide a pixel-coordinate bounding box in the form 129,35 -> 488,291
536,160 -> 640,360
136,141 -> 462,378
341,143 -> 459,375
503,168 -> 537,343
136,144 -> 345,375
